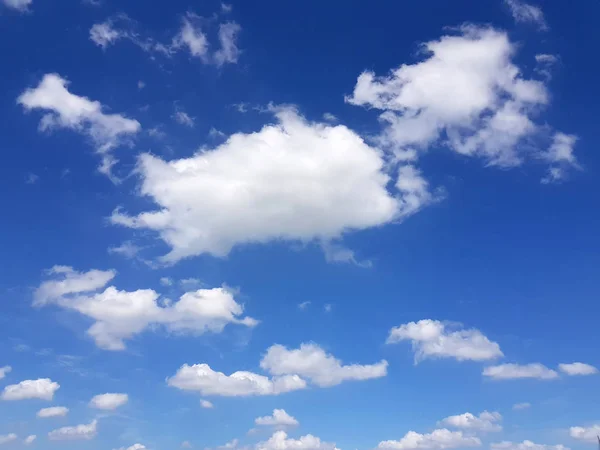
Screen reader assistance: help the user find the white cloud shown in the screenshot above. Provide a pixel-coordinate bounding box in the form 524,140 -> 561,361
540,133 -> 580,184
173,110 -> 195,127
347,26 -> 574,175
174,16 -> 209,59
111,107 -> 427,263
24,435 -> 36,445
260,342 -> 387,387
483,363 -> 559,380
18,74 -> 141,180
34,266 -> 116,306
512,403 -> 531,411
534,54 -> 558,79
116,444 -> 146,450
160,277 -> 173,286
0,434 -> 17,445
48,420 -> 98,441
1,378 -> 60,401
35,268 -> 257,350
37,406 -> 69,418
558,362 -> 598,376
137,81 -> 145,90
504,0 -> 548,30
89,393 -> 128,410
108,241 -> 143,259
386,320 -> 502,362
214,22 -> 241,66
200,399 -> 214,409
221,3 -> 232,13
90,21 -> 124,48
2,0 -> 31,12
0,366 -> 11,380
298,301 -> 310,310
255,409 -> 299,427
378,429 -> 481,450
570,424 -> 600,443
491,441 -> 568,450
257,431 -> 339,450
167,363 -> 307,397
25,172 -> 39,184
439,411 -> 502,432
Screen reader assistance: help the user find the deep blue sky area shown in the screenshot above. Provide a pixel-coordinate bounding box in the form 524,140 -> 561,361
0,1 -> 599,450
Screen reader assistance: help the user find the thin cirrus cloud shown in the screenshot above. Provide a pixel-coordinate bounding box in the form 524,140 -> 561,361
89,393 -> 128,410
33,266 -> 257,350
439,411 -> 502,432
386,320 -> 503,362
1,378 -> 60,401
17,74 -> 141,181
48,420 -> 98,441
110,107 -> 432,263
377,429 -> 482,450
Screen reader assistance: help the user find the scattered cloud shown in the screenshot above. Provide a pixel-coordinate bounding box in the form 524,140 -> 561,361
116,444 -> 146,450
2,0 -> 31,12
160,277 -> 173,286
137,81 -> 145,90
24,435 -> 36,445
214,22 -> 242,66
167,363 -> 307,397
37,406 -> 69,418
0,366 -> 11,380
512,402 -> 531,411
323,304 -> 333,313
34,267 -> 257,350
174,15 -> 209,59
540,133 -> 580,184
221,3 -> 232,13
535,54 -> 558,79
491,441 -> 568,450
298,301 -> 310,310
111,107 -> 427,263
570,424 -> 600,443
377,429 -> 481,450
182,441 -> 193,448
25,172 -> 39,184
173,109 -> 195,127
89,393 -> 128,410
0,434 -> 17,445
200,399 -> 214,409
1,378 -> 60,401
257,431 -> 339,450
90,21 -> 124,48
558,362 -> 598,376
108,241 -> 143,259
439,411 -> 502,432
18,74 -> 141,181
322,113 -> 337,122
386,320 -> 503,362
260,342 -> 388,387
48,420 -> 98,441
34,266 -> 116,306
255,409 -> 299,427
483,363 -> 559,380
504,0 -> 548,30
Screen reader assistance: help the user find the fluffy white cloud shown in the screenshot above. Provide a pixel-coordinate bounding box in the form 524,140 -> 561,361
378,429 -> 481,450
1,378 -> 60,401
347,26 -> 574,175
18,74 -> 141,180
89,393 -> 128,410
483,363 -> 558,380
174,16 -> 209,59
491,441 -> 568,450
90,21 -> 124,48
386,320 -> 502,362
0,434 -> 17,445
112,107 -> 428,262
37,406 -> 69,418
24,435 -> 36,445
260,343 -> 388,387
214,22 -> 241,66
34,266 -> 116,306
439,411 -> 502,432
570,424 -> 600,442
512,402 -> 531,411
48,420 -> 98,441
2,0 -> 31,12
167,363 -> 307,397
257,431 -> 339,450
0,366 -> 11,380
540,133 -> 580,183
200,399 -> 214,408
558,362 -> 598,376
504,0 -> 547,30
255,409 -> 299,427
35,268 -> 257,350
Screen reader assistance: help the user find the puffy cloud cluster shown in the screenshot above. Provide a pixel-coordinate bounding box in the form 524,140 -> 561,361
377,429 -> 481,450
1,378 -> 60,401
387,320 -> 502,362
346,26 -> 577,182
569,424 -> 600,442
255,409 -> 299,427
112,107 -> 429,262
34,266 -> 257,350
439,411 -> 502,432
18,74 -> 141,180
257,431 -> 339,450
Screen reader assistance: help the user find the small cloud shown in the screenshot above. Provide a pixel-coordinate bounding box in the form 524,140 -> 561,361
2,0 -> 32,13
180,278 -> 202,288
24,435 -> 36,445
512,402 -> 531,410
324,304 -> 332,313
13,343 -> 30,352
25,172 -> 39,184
209,127 -> 226,139
221,3 -> 232,13
173,110 -> 195,127
182,441 -> 193,449
147,127 -> 166,139
200,399 -> 214,409
322,113 -> 337,122
298,301 -> 310,310
232,102 -> 248,113
160,277 -> 173,286
108,241 -> 143,259
137,80 -> 145,90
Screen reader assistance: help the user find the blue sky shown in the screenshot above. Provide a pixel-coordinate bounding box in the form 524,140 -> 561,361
1,0 -> 599,449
